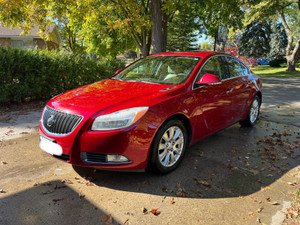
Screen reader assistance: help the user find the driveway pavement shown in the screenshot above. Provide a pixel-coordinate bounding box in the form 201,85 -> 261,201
0,77 -> 299,225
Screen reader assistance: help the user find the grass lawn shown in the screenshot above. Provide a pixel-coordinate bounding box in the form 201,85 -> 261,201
251,65 -> 300,78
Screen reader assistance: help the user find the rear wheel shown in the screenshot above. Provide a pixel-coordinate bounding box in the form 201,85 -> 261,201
148,120 -> 188,174
240,95 -> 261,127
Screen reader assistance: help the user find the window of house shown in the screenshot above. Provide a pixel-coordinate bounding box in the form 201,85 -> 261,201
11,39 -> 34,49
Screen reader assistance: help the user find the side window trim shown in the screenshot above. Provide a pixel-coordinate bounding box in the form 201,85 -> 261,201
223,55 -> 249,80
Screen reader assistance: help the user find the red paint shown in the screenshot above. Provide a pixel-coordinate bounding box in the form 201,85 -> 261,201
40,51 -> 262,171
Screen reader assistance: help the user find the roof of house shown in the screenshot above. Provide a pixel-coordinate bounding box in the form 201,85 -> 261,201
0,25 -> 55,38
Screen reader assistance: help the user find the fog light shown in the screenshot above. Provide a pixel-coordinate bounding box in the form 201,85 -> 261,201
107,154 -> 130,163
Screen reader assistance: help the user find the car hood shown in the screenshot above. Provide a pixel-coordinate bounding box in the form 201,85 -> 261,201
54,79 -> 174,112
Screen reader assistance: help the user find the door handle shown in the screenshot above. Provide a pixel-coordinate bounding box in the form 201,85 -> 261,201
226,89 -> 233,94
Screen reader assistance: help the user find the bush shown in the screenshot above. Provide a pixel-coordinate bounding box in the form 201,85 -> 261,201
0,47 -> 125,105
269,56 -> 287,67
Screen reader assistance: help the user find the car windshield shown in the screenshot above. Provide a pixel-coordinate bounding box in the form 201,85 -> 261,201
114,56 -> 201,85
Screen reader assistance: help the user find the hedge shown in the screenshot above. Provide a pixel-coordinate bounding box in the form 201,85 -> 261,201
0,47 -> 125,105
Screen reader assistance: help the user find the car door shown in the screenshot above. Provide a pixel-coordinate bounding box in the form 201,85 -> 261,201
192,56 -> 233,132
223,56 -> 251,121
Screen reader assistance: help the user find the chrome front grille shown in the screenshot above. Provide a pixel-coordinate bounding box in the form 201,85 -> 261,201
42,106 -> 83,135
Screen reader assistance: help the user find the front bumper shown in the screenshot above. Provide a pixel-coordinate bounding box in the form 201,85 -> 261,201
39,103 -> 158,170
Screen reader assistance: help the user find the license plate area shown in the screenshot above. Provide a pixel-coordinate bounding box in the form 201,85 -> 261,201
40,135 -> 63,156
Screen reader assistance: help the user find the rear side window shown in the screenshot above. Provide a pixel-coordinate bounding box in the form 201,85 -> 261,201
240,63 -> 250,76
225,56 -> 245,78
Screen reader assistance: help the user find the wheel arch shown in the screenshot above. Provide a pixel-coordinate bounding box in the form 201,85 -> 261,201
162,113 -> 192,145
146,113 -> 192,172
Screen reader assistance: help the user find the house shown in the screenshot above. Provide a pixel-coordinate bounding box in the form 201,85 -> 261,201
0,25 -> 61,50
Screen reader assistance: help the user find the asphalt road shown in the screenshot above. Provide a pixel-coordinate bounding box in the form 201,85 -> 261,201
0,77 -> 299,225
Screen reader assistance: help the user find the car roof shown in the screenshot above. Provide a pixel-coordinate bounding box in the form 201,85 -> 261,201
150,51 -> 226,58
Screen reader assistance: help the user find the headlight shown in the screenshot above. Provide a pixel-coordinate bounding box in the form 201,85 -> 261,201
91,107 -> 149,131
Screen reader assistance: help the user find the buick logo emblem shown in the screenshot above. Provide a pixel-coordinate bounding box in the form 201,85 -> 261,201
47,115 -> 56,127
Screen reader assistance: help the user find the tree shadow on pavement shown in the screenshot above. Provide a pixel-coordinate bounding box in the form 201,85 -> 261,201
73,121 -> 300,199
0,180 -> 116,225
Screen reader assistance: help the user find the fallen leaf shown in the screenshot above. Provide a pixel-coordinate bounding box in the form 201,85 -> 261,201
226,189 -> 235,195
257,206 -> 264,213
250,169 -> 259,175
102,214 -> 113,225
191,190 -> 204,198
1,161 -> 8,165
261,186 -> 271,191
271,201 -> 280,205
139,180 -> 150,185
243,217 -> 249,221
162,185 -> 168,193
248,212 -> 256,218
61,179 -> 73,184
142,207 -> 148,215
266,197 -> 271,202
249,196 -> 258,202
52,198 -> 64,203
149,208 -> 160,216
0,189 -> 6,193
193,179 -> 211,188
239,195 -> 244,199
176,188 -> 187,197
170,197 -> 175,204
123,218 -> 129,224
79,192 -> 85,199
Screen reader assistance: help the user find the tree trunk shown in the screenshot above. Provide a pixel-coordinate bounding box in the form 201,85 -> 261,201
150,0 -> 163,54
215,41 -> 226,52
278,12 -> 299,72
286,55 -> 296,72
161,12 -> 168,52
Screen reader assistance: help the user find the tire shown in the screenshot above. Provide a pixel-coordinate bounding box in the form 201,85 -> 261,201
148,120 -> 188,174
240,95 -> 261,127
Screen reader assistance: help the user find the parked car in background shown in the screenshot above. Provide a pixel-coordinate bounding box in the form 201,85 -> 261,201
40,51 -> 262,174
257,59 -> 270,65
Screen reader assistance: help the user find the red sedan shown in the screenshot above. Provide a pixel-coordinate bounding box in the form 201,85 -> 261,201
40,51 -> 262,174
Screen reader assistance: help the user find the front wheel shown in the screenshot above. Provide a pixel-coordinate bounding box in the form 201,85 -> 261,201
148,120 -> 188,174
240,95 -> 261,127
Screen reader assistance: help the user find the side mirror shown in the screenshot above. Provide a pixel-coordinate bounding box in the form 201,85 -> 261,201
114,69 -> 123,75
196,73 -> 221,86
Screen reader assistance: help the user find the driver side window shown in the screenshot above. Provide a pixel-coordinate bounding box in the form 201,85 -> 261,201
197,56 -> 225,82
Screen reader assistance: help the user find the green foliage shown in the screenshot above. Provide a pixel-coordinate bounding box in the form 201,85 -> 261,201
0,47 -> 125,105
196,0 -> 244,37
269,56 -> 287,67
269,22 -> 288,58
239,20 -> 271,58
167,4 -> 201,52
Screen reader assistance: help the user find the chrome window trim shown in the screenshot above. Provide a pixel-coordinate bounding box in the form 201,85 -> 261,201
192,54 -> 249,91
41,106 -> 84,136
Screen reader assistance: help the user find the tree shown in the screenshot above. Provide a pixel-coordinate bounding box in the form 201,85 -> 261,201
269,22 -> 288,58
244,0 -> 300,72
196,0 -> 244,52
239,20 -> 271,58
167,2 -> 202,52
